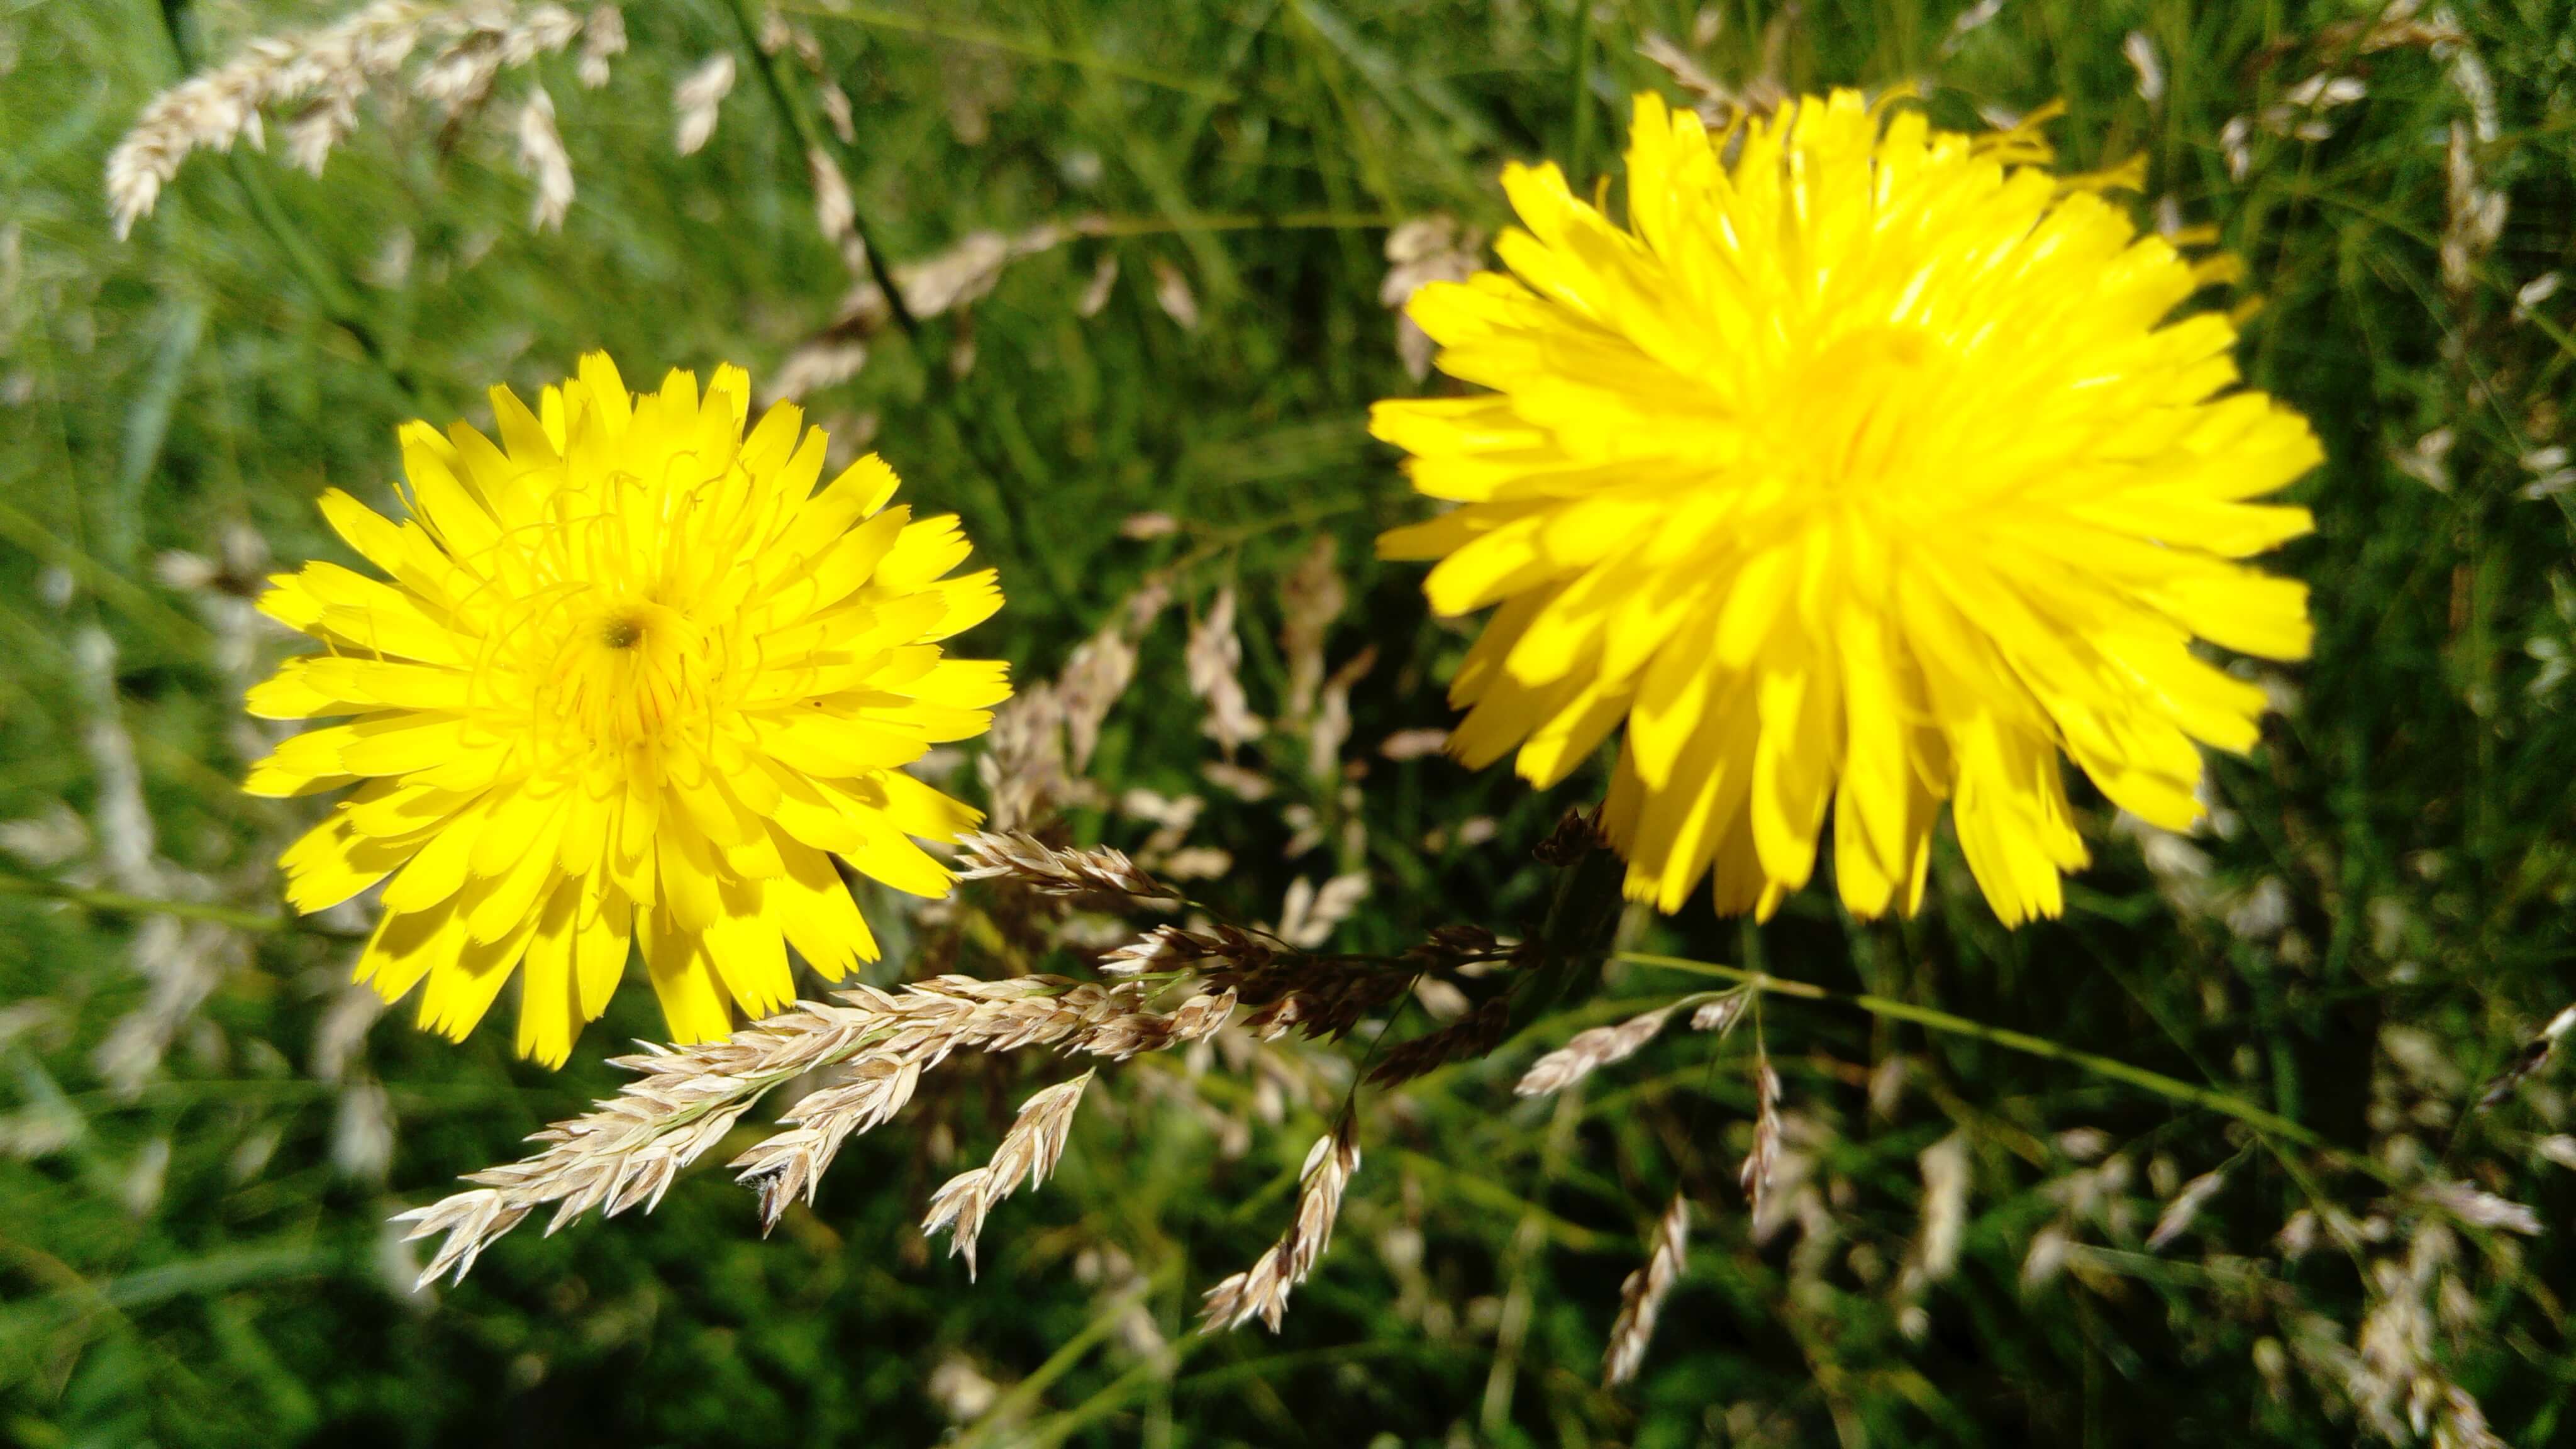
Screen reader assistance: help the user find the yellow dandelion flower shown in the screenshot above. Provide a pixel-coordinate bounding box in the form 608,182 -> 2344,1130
247,354 -> 1008,1064
1376,92 -> 2321,926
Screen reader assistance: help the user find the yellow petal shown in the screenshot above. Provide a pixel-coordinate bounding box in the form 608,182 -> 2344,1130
768,831 -> 877,979
639,908 -> 733,1045
515,885 -> 582,1067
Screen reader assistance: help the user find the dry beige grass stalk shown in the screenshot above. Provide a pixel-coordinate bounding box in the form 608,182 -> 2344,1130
2413,1179 -> 2541,1236
1201,1120 -> 1360,1332
2146,1167 -> 2230,1252
1741,1040 -> 1782,1220
922,1071 -> 1095,1276
1896,1131 -> 1971,1340
1054,591 -> 1163,774
1690,992 -> 1748,1035
512,86 -> 572,230
1277,537 -> 1346,726
1377,216 -> 1485,380
1603,1193 -> 1690,1386
731,987 -> 1233,1234
977,679 -> 1077,833
1078,254 -> 1121,316
804,147 -> 866,277
1100,922 -> 1276,977
574,3 -> 622,86
1635,30 -> 1786,126
106,0 -> 594,238
1515,1002 -> 1679,1098
974,584 -> 1165,830
893,223 -> 1077,319
1304,647 -> 1374,784
672,52 -> 735,155
955,830 -> 1175,904
1272,873 -> 1368,950
397,976 -> 1232,1285
1150,257 -> 1201,330
1185,586 -> 1264,754
2441,120 -> 2509,296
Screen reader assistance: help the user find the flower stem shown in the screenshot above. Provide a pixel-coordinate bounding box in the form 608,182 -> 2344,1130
1614,950 -> 2332,1152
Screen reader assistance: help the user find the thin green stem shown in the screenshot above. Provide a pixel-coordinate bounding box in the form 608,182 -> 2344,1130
0,499 -> 210,658
782,1 -> 1236,101
952,1267 -> 1172,1449
0,872 -> 289,935
1614,950 -> 2332,1152
723,0 -> 918,338
1565,0 -> 1596,182
1078,209 -> 1399,238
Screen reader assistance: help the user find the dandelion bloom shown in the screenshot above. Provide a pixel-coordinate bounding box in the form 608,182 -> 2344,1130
1377,92 -> 2319,924
248,355 -> 1007,1063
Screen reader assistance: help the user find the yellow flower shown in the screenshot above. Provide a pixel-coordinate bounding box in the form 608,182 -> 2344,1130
1376,92 -> 2320,926
248,355 -> 1008,1063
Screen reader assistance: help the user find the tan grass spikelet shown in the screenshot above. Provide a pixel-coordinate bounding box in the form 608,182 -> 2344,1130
1277,537 -> 1346,726
672,52 -> 735,155
512,86 -> 572,230
106,0 -> 596,238
1079,255 -> 1121,317
1272,874 -> 1368,950
1603,1194 -> 1690,1386
1896,1131 -> 1972,1341
954,830 -> 1175,904
1741,1040 -> 1782,1221
1185,586 -> 1263,753
893,223 -> 1077,319
1377,215 -> 1485,380
1099,923 -> 1275,978
2146,1167 -> 2231,1252
575,3 -> 623,86
922,1072 -> 1095,1275
397,977 -> 1233,1285
730,1055 -> 926,1231
804,147 -> 867,276
1516,1002 -> 1679,1098
1150,258 -> 1201,329
1200,1120 -> 1361,1332
1055,592 -> 1162,773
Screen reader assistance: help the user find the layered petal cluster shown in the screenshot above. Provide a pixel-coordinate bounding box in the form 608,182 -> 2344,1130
1377,92 -> 2321,924
249,355 -> 1008,1063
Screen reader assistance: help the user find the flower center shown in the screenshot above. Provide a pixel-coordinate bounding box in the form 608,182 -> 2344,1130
1771,323 -> 1962,503
525,597 -> 721,771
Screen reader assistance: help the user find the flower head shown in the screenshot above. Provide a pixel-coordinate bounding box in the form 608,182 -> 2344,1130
1377,92 -> 2320,924
249,355 -> 1008,1063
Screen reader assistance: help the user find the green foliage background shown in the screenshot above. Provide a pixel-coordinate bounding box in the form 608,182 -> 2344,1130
3,0 -> 2575,1445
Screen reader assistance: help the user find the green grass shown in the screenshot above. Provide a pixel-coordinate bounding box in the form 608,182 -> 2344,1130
4,0 -> 2576,1445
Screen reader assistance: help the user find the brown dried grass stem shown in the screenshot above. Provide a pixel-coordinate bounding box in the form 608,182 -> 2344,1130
720,0 -> 915,333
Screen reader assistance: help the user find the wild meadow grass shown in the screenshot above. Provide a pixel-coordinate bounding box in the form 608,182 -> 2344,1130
3,1 -> 2574,1445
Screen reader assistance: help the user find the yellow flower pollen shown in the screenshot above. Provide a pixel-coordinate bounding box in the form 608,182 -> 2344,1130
1376,92 -> 2323,925
247,354 -> 1009,1064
